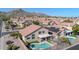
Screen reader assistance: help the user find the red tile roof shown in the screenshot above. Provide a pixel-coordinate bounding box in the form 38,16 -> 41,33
19,24 -> 41,36
51,20 -> 61,25
39,18 -> 50,24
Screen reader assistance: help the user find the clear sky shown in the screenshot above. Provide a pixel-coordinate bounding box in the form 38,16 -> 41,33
0,8 -> 79,17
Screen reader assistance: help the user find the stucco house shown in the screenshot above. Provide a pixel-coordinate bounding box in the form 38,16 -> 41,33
19,24 -> 53,43
10,17 -> 33,28
32,17 -> 52,26
50,20 -> 62,28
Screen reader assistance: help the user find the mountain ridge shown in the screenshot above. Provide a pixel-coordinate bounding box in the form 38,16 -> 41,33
0,9 -> 48,17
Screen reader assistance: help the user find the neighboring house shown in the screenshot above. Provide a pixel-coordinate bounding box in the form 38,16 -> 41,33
50,20 -> 62,28
39,18 -> 51,25
50,20 -> 60,25
33,17 -> 52,25
10,17 -> 25,28
64,30 -> 73,36
46,27 -> 60,36
19,24 -> 53,42
61,26 -> 73,36
22,20 -> 32,26
61,21 -> 74,27
10,17 -> 33,28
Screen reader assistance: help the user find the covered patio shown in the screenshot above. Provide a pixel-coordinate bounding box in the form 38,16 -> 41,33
38,34 -> 53,42
64,30 -> 73,36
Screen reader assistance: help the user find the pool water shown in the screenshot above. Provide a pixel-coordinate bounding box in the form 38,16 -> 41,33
30,42 -> 51,49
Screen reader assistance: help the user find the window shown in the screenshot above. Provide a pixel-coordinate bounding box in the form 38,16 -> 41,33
42,31 -> 45,33
39,31 -> 41,34
32,34 -> 35,36
27,37 -> 30,40
32,34 -> 35,39
48,32 -> 52,34
32,36 -> 35,39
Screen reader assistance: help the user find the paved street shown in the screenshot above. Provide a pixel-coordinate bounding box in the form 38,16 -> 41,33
0,19 -> 2,37
0,20 -> 16,49
1,21 -> 19,36
1,21 -> 11,36
67,44 -> 79,50
0,18 -> 3,49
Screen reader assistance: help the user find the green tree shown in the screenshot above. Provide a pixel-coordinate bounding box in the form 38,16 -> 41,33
33,21 -> 40,25
0,14 -> 10,21
72,24 -> 79,35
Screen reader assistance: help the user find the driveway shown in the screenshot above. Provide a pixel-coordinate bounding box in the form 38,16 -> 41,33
0,20 -> 2,37
67,44 -> 79,50
0,19 -> 3,49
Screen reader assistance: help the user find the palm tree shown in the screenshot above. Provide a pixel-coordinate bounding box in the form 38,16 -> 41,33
60,36 -> 71,45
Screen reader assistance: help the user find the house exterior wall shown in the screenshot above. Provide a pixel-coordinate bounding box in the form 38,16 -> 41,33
23,28 -> 49,42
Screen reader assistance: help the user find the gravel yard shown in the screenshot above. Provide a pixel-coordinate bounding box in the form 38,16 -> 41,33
0,34 -> 28,50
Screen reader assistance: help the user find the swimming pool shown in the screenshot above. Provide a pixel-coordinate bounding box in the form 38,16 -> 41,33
30,41 -> 52,50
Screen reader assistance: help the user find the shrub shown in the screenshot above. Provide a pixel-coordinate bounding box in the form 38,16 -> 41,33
7,44 -> 20,50
72,24 -> 79,35
10,32 -> 19,39
33,21 -> 40,25
1,15 -> 10,21
12,45 -> 20,50
7,44 -> 14,50
63,19 -> 73,23
6,40 -> 14,45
